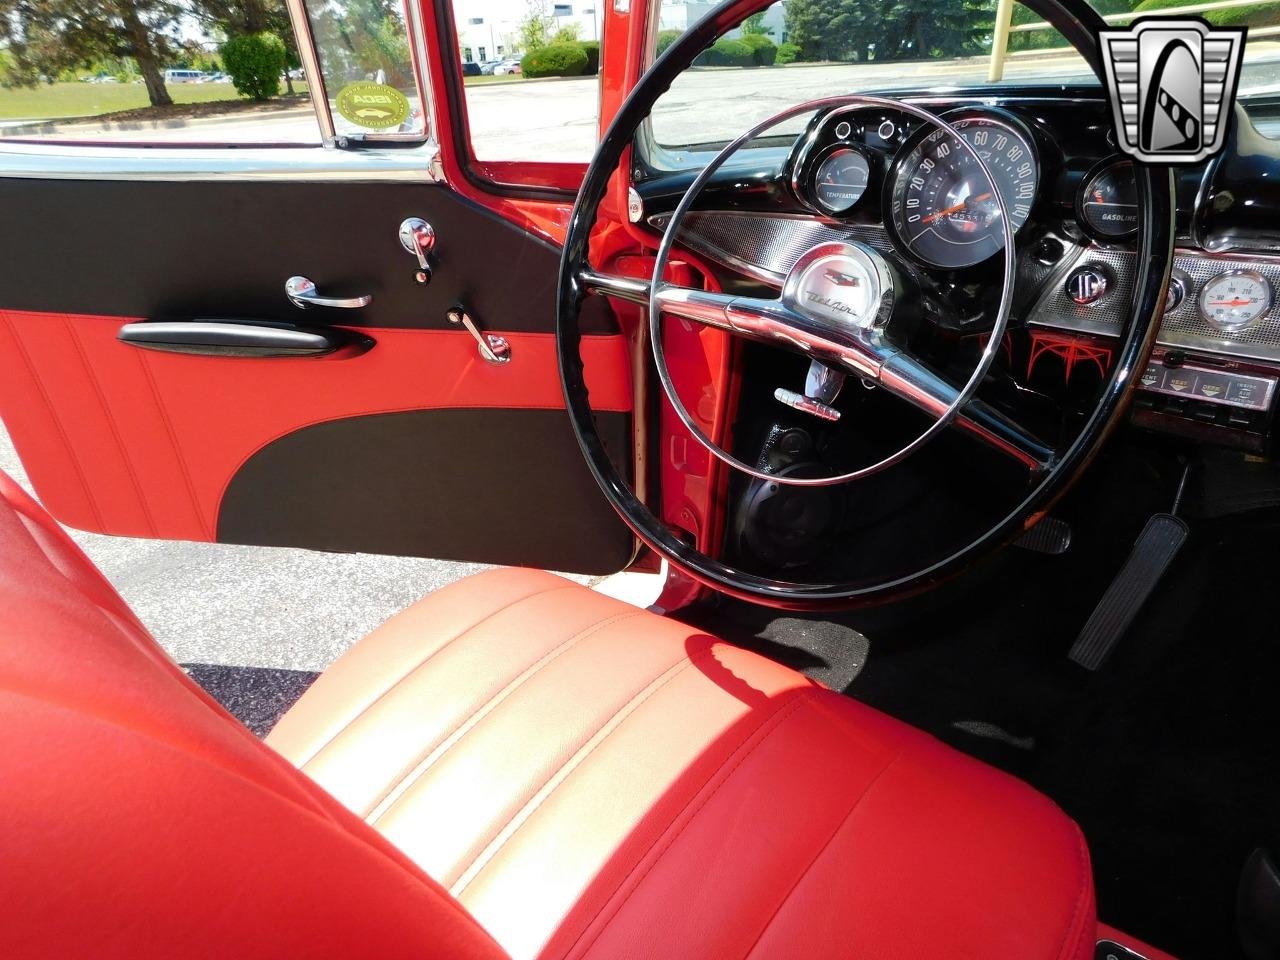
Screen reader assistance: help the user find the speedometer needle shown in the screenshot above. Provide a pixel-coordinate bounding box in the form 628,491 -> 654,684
920,192 -> 993,224
1208,298 -> 1252,306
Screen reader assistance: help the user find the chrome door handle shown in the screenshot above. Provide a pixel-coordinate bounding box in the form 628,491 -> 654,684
285,276 -> 372,310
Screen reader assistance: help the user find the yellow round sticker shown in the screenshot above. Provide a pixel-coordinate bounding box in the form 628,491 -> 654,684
335,82 -> 411,130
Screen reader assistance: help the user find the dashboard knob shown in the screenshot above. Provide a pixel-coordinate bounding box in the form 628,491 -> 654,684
1065,265 -> 1110,305
1164,269 -> 1191,314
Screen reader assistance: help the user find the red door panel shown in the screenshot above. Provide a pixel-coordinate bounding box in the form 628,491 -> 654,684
0,178 -> 635,573
0,311 -> 629,541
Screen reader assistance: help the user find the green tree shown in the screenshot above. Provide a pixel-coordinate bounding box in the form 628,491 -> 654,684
306,0 -> 412,87
0,0 -> 180,106
784,0 -> 879,61
741,12 -> 774,36
518,0 -> 552,51
876,0 -> 988,59
191,0 -> 301,92
551,22 -> 582,43
784,0 -> 987,62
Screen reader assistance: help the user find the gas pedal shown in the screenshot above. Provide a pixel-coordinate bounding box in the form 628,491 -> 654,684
1068,513 -> 1188,671
1014,516 -> 1072,555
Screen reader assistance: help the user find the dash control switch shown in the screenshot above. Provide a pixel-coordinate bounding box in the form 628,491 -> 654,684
1065,265 -> 1111,306
1138,361 -> 1276,412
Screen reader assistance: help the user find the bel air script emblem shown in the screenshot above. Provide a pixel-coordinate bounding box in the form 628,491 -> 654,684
804,291 -> 860,317
1099,17 -> 1246,164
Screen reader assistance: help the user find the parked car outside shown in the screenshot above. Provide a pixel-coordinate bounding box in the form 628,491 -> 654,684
479,59 -> 504,75
460,60 -> 482,77
492,59 -> 522,76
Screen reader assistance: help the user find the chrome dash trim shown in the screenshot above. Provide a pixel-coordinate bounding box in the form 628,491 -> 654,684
0,141 -> 438,181
648,209 -> 894,288
1028,244 -> 1280,364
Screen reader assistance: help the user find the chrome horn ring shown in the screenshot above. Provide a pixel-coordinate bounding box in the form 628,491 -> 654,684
648,95 -> 1017,487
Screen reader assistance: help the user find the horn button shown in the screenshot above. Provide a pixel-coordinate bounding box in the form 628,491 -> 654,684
782,241 -> 895,333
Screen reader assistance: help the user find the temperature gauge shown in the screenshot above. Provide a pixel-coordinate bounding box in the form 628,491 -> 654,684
811,148 -> 871,215
1197,270 -> 1273,332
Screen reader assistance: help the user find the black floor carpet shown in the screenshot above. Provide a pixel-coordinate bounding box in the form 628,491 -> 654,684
184,664 -> 318,738
683,446 -> 1280,960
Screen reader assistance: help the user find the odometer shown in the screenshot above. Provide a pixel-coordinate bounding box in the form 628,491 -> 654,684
887,112 -> 1039,270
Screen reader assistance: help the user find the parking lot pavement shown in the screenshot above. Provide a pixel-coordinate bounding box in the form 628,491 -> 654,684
0,422 -> 588,671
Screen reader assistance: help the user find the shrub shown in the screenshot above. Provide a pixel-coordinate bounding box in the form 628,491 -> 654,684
578,40 -> 601,75
696,38 -> 754,67
739,33 -> 777,66
521,42 -> 589,78
1135,0 -> 1280,26
776,42 -> 802,64
221,31 -> 287,101
656,29 -> 684,57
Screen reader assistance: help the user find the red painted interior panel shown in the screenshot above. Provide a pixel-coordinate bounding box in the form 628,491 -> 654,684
0,310 -> 630,542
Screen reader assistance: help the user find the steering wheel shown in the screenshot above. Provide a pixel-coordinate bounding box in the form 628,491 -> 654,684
558,0 -> 1174,609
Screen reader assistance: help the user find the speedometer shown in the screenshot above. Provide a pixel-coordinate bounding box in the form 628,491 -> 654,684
887,111 -> 1039,270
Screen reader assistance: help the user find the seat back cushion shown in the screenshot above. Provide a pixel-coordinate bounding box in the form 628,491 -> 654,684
0,471 -> 507,960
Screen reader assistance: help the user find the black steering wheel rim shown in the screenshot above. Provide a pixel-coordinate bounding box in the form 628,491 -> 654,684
557,0 -> 1176,610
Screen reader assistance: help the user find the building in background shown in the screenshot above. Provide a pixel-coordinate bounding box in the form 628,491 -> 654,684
454,0 -> 785,64
654,0 -> 786,40
454,0 -> 605,64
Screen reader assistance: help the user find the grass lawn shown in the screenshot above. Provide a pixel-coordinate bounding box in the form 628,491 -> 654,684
0,81 -> 308,121
462,74 -> 524,85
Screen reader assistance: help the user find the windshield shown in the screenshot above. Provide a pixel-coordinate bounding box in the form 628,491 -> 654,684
648,0 -> 1280,152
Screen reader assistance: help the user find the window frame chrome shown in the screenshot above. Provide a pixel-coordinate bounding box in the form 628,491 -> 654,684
0,140 -> 438,181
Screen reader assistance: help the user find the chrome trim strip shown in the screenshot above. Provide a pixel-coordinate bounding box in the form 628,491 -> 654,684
0,141 -> 437,181
282,0 -> 336,145
404,0 -> 442,162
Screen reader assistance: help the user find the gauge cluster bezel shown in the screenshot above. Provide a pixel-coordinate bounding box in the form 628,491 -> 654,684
788,104 -> 1045,272
883,106 -> 1042,270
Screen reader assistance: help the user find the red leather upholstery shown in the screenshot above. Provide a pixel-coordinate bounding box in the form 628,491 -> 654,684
269,567 -> 1098,960
0,311 -> 629,540
0,470 -> 1103,960
0,472 -> 506,960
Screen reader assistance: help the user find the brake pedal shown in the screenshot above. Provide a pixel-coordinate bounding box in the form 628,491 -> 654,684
1014,516 -> 1072,555
1068,513 -> 1188,671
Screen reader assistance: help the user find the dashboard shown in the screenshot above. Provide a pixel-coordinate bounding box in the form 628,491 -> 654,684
636,87 -> 1280,453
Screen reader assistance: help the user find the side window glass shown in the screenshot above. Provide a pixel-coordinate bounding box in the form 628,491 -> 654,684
0,0 -> 427,146
449,0 -> 601,162
302,0 -> 428,141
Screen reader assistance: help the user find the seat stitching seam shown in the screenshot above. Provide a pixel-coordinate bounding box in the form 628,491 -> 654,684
1056,824 -> 1092,960
134,349 -> 210,539
740,752 -> 903,960
563,687 -> 816,960
294,581 -> 579,771
65,319 -> 159,538
449,645 -> 723,897
0,313 -> 106,531
363,608 -> 647,825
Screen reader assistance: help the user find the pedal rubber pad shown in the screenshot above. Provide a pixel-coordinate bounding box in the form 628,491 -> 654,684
1014,516 -> 1072,555
1069,513 -> 1188,671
